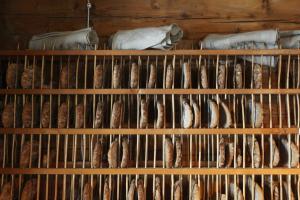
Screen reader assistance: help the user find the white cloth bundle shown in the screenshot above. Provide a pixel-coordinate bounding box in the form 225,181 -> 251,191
201,30 -> 279,67
109,24 -> 183,50
29,28 -> 99,50
280,30 -> 300,48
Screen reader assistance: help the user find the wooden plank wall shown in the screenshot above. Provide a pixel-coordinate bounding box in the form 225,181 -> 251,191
1,0 -> 300,49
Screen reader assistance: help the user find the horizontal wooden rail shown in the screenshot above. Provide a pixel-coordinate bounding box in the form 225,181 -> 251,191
43,161 -> 217,168
1,88 -> 300,95
0,128 -> 298,135
0,49 -> 300,56
1,168 -> 300,175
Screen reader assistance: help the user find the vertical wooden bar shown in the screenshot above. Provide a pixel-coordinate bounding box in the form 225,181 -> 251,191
91,49 -> 97,200
37,52 -> 45,199
18,55 -> 27,199
54,56 -> 62,200
171,54 -> 176,200
45,51 -> 54,200
286,55 -> 292,199
215,55 -> 220,200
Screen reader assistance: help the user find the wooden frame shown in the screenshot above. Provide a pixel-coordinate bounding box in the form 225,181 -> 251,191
0,49 -> 299,199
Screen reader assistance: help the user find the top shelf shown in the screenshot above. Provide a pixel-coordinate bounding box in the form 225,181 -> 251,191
1,49 -> 300,56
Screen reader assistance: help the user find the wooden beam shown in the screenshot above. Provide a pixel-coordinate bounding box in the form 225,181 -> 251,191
1,168 -> 300,175
0,49 -> 300,56
1,88 -> 300,95
0,128 -> 298,135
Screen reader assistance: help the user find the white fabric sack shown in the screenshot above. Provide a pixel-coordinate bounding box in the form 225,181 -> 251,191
280,30 -> 300,48
201,30 -> 279,67
110,24 -> 183,50
29,28 -> 99,50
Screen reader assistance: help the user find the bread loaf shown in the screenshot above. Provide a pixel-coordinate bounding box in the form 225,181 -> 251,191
20,140 -> 39,168
218,137 -> 226,167
254,64 -> 262,89
147,63 -> 156,88
41,101 -> 50,128
120,138 -> 129,168
191,179 -> 203,200
156,101 -> 164,128
22,102 -> 32,128
110,100 -> 122,128
58,102 -> 68,128
165,64 -> 173,89
108,138 -> 118,168
249,100 -> 263,128
130,62 -> 139,88
2,103 -> 14,128
192,101 -> 200,128
92,139 -> 102,168
235,64 -> 243,89
127,179 -> 135,200
220,101 -> 232,128
229,183 -> 244,200
200,64 -> 208,89
208,99 -> 219,128
0,182 -> 12,200
283,181 -> 295,200
112,64 -> 121,88
280,138 -> 299,168
154,177 -> 162,200
183,62 -> 191,89
6,63 -> 18,88
83,183 -> 92,200
217,64 -> 225,89
174,180 -> 182,200
21,65 -> 41,89
60,65 -> 75,88
137,179 -> 145,200
226,142 -> 234,167
94,64 -> 103,89
139,99 -> 148,129
182,99 -> 193,129
174,137 -> 182,168
42,150 -> 56,168
247,136 -> 261,168
94,101 -> 104,128
247,178 -> 264,200
75,103 -> 84,128
165,137 -> 173,168
265,137 -> 280,167
103,177 -> 111,200
21,179 -> 37,200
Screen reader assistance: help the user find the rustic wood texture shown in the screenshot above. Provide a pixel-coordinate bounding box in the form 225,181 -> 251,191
1,49 -> 300,56
1,168 -> 300,175
0,128 -> 298,135
1,88 -> 300,95
1,0 -> 300,49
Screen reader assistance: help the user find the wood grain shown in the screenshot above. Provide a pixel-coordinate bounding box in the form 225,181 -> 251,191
0,49 -> 300,56
1,0 -> 300,49
1,88 -> 300,95
1,168 -> 300,175
0,128 -> 298,135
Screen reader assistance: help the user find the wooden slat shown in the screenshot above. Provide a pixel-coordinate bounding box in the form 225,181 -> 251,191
1,168 -> 300,175
1,88 -> 300,95
0,128 -> 298,135
0,49 -> 300,56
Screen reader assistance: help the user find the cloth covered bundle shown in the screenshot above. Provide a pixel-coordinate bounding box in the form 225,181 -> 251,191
201,30 -> 279,67
280,30 -> 300,48
29,28 -> 99,50
109,24 -> 183,50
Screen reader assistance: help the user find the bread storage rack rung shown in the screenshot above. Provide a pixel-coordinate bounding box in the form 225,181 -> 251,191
0,49 -> 299,199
